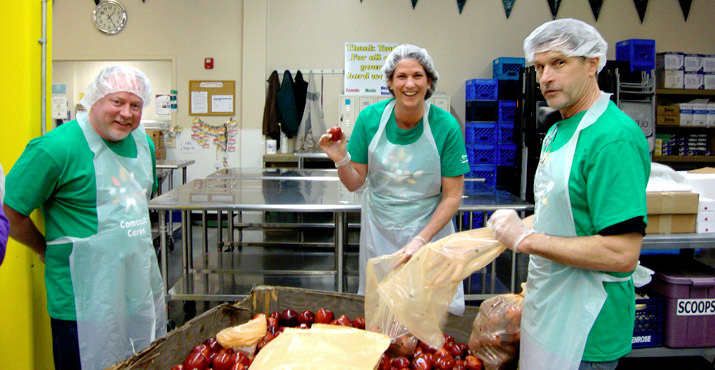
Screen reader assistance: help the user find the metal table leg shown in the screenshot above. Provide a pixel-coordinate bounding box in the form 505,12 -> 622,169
335,212 -> 344,292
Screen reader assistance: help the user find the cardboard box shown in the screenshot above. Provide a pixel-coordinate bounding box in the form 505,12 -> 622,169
684,72 -> 704,89
699,197 -> 715,213
155,147 -> 166,160
646,191 -> 699,214
646,214 -> 696,234
656,52 -> 684,70
110,286 -> 484,369
704,73 -> 715,90
657,105 -> 680,115
656,114 -> 680,126
696,217 -> 715,233
679,103 -> 694,126
146,129 -> 165,149
692,103 -> 709,127
656,69 -> 684,89
684,54 -> 703,73
703,55 -> 715,73
682,169 -> 715,200
708,103 -> 715,128
641,256 -> 715,348
109,304 -> 253,369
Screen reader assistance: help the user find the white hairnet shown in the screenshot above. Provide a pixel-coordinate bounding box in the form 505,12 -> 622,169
382,44 -> 439,99
523,18 -> 608,72
80,65 -> 152,109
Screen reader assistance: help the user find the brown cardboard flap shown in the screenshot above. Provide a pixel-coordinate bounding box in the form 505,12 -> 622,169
646,214 -> 697,234
646,192 -> 699,214
688,167 -> 715,174
657,105 -> 680,115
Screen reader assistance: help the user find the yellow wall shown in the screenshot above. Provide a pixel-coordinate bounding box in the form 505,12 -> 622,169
0,1 -> 54,369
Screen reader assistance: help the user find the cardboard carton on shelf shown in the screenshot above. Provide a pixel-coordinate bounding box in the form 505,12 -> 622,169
646,191 -> 699,234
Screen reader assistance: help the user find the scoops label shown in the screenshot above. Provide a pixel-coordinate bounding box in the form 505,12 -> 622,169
676,298 -> 715,316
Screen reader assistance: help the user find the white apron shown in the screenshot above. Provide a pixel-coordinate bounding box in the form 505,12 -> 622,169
520,93 -> 630,370
358,100 -> 464,316
51,113 -> 166,369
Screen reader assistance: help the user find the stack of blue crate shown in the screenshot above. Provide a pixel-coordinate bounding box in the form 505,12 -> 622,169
464,78 -> 498,193
616,39 -> 656,74
492,57 -> 525,192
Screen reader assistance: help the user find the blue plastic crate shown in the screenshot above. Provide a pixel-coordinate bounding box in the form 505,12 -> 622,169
632,296 -> 664,349
498,100 -> 517,123
466,122 -> 497,144
493,57 -> 525,80
498,122 -> 514,144
616,39 -> 656,63
467,144 -> 497,165
466,79 -> 498,101
466,165 -> 497,193
498,143 -> 517,166
628,60 -> 655,73
465,101 -> 498,121
461,211 -> 484,229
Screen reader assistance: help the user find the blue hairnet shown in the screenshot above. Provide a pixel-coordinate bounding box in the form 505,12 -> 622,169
523,18 -> 608,72
382,44 -> 439,99
80,65 -> 152,109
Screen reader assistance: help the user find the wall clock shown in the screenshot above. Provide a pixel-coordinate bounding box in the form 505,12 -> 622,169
93,0 -> 127,35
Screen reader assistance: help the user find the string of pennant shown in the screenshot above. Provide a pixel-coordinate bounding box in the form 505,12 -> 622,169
358,0 -> 693,22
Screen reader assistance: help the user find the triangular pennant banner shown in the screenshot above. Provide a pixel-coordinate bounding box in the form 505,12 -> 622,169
633,0 -> 648,23
411,0 -> 418,9
678,0 -> 692,21
547,0 -> 561,19
457,0 -> 467,14
502,0 -> 516,18
589,0 -> 603,21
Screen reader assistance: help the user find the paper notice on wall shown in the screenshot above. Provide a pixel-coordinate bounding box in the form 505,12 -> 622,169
51,96 -> 68,119
191,91 -> 208,114
179,131 -> 198,154
211,95 -> 233,113
344,42 -> 397,96
155,94 -> 171,115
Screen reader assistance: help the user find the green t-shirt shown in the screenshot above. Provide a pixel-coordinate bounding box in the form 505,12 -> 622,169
545,101 -> 650,361
4,120 -> 157,320
347,99 -> 470,177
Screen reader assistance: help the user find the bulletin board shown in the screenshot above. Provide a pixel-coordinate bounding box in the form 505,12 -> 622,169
188,80 -> 235,116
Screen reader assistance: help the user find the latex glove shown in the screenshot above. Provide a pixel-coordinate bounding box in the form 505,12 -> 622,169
486,209 -> 533,253
392,236 -> 428,269
318,129 -> 348,165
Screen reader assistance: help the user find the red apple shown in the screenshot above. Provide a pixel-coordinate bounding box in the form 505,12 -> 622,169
211,350 -> 235,370
269,311 -> 281,321
453,360 -> 467,370
352,316 -> 366,329
203,337 -> 222,353
411,353 -> 433,370
267,317 -> 279,328
329,126 -> 343,141
444,334 -> 455,344
232,352 -> 250,366
434,354 -> 456,370
391,356 -> 410,368
170,365 -> 184,370
280,309 -> 299,327
183,350 -> 210,370
464,355 -> 483,370
297,310 -> 315,325
446,342 -> 463,358
378,353 -> 392,370
314,308 -> 334,324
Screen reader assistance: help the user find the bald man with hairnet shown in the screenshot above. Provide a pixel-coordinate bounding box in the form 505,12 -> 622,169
4,65 -> 165,369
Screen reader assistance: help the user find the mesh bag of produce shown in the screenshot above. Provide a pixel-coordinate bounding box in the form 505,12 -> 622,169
468,291 -> 524,370
366,227 -> 506,349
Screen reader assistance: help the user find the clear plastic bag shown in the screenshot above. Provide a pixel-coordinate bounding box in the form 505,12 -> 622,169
468,292 -> 524,370
366,227 -> 506,349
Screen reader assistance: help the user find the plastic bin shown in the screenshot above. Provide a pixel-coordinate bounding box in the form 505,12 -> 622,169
641,256 -> 715,348
632,295 -> 665,349
493,57 -> 525,80
465,165 -> 497,193
465,79 -> 498,101
465,100 -> 497,122
497,143 -> 517,166
467,144 -> 497,165
616,39 -> 656,72
498,122 -> 514,144
466,122 -> 497,144
498,100 -> 517,123
461,211 -> 484,229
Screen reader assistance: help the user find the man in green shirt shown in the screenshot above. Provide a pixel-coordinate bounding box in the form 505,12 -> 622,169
4,65 -> 165,369
487,19 -> 650,370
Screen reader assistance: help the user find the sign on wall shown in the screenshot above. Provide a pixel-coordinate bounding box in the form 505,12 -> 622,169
344,42 -> 397,95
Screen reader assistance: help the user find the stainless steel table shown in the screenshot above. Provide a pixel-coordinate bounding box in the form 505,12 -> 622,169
294,152 -> 330,169
155,160 -> 195,247
208,167 -> 339,181
149,176 -> 533,302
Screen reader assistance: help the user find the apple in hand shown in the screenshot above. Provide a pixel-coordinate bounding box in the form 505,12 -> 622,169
328,126 -> 343,141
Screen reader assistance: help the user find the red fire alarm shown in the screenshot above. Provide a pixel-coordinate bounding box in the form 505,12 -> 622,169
204,58 -> 214,69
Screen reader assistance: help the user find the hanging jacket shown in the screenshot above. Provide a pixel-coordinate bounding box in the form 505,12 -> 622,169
293,71 -> 309,124
262,70 -> 281,142
277,70 -> 300,138
295,72 -> 327,152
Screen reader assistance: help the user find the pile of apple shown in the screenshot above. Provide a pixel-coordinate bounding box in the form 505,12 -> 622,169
172,308 -> 483,370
